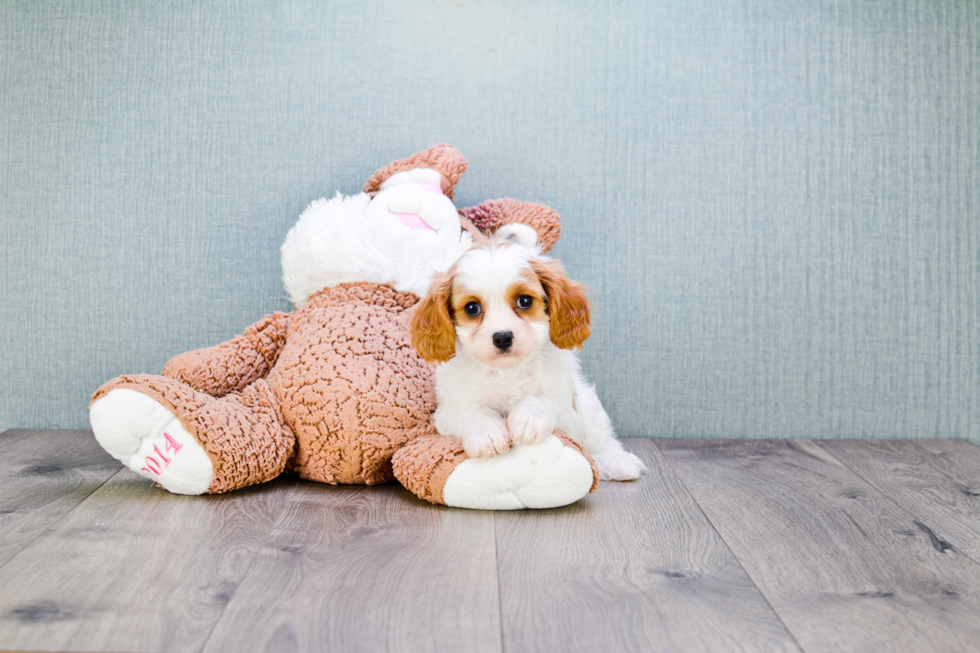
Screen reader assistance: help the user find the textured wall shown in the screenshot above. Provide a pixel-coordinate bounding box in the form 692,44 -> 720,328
1,1 -> 977,440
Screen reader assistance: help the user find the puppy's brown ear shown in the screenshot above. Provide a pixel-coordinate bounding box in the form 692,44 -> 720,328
532,259 -> 591,350
410,274 -> 457,363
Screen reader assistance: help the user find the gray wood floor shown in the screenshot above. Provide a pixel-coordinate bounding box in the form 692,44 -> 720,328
1,431 -> 979,653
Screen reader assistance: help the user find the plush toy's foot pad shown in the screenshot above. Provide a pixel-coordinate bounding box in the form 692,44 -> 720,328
393,433 -> 599,510
90,388 -> 213,495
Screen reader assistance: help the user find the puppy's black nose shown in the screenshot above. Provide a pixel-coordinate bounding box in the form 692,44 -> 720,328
492,331 -> 514,352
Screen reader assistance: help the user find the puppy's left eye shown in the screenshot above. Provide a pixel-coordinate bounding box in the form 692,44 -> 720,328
516,295 -> 533,309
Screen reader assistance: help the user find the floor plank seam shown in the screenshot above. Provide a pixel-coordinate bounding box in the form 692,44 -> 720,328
193,481 -> 303,653
909,439 -> 980,533
492,511 -> 506,653
810,441 -> 980,570
0,465 -> 125,573
650,440 -> 808,653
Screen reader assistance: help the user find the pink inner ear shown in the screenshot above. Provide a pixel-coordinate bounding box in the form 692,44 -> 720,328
418,180 -> 444,194
392,212 -> 435,230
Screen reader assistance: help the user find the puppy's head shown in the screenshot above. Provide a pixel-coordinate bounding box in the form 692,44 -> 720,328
410,240 -> 591,367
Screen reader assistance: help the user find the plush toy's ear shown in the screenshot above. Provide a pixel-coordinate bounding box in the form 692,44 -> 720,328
461,199 -> 562,252
531,259 -> 591,350
364,144 -> 469,200
410,273 -> 457,363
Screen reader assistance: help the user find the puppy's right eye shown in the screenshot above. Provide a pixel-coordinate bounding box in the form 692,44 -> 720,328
463,301 -> 481,317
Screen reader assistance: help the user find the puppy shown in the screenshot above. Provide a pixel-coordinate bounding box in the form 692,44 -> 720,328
409,230 -> 645,481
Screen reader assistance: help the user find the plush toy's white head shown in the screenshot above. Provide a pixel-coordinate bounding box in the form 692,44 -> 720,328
281,168 -> 474,307
364,168 -> 466,257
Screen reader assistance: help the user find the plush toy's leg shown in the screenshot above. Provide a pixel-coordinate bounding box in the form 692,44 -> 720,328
90,374 -> 294,495
392,432 -> 599,510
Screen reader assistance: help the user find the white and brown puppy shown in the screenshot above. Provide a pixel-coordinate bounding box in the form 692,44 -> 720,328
410,228 -> 645,481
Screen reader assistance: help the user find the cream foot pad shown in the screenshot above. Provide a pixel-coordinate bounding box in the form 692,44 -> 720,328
90,388 -> 213,495
442,435 -> 596,510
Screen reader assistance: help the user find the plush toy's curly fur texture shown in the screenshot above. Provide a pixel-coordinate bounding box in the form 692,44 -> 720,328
392,435 -> 470,505
363,143 -> 469,199
93,283 -> 435,492
271,283 -> 435,485
161,311 -> 292,397
463,198 -> 562,253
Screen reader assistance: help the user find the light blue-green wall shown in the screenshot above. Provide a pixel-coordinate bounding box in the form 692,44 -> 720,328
2,1 -> 977,440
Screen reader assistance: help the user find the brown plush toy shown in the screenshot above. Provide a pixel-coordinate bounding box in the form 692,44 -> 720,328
89,145 -> 599,509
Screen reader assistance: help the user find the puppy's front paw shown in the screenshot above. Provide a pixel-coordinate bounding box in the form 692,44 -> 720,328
594,447 -> 647,481
507,401 -> 556,446
463,421 -> 511,458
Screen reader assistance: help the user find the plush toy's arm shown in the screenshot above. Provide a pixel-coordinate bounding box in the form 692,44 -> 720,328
460,198 -> 562,253
161,311 -> 292,397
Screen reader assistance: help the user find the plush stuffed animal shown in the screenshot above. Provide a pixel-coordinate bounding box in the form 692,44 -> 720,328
89,145 -> 599,509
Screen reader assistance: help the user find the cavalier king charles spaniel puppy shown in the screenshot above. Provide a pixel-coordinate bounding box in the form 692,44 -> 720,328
409,227 -> 645,481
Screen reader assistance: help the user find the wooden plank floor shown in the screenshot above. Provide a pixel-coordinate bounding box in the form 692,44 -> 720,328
1,432 -> 979,652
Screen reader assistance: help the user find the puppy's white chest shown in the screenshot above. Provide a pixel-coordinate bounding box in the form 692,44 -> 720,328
481,371 -> 548,415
